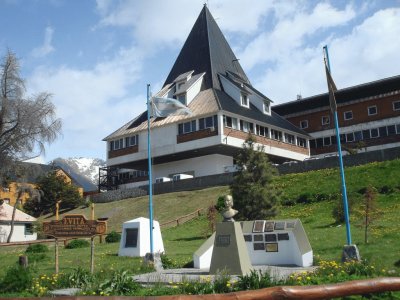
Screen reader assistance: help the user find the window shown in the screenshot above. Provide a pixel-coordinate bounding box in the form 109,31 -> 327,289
309,139 -> 316,149
256,124 -> 268,137
3,198 -> 10,204
354,131 -> 363,141
346,133 -> 354,142
397,124 -> 400,134
379,126 -> 387,137
284,133 -> 295,144
363,129 -> 370,139
316,138 -> 323,148
388,125 -> 396,135
178,120 -> 196,134
271,129 -> 283,141
240,120 -> 250,133
177,82 -> 185,90
25,224 -> 34,235
393,101 -> 400,111
125,135 -> 138,147
370,128 -> 379,138
241,92 -> 249,107
224,116 -> 238,129
323,136 -> 331,146
177,94 -> 186,104
2,187 -> 10,192
321,116 -> 330,125
111,138 -> 123,150
263,100 -> 270,113
300,120 -> 308,129
199,115 -> 217,130
368,105 -> 377,116
297,137 -> 307,147
344,111 -> 353,120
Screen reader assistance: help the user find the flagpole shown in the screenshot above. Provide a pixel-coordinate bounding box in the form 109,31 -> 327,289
323,45 -> 352,246
147,84 -> 154,255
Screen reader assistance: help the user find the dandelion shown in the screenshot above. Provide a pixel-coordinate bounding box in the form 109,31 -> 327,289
226,283 -> 231,287
297,276 -> 302,281
306,277 -> 311,280
172,285 -> 178,289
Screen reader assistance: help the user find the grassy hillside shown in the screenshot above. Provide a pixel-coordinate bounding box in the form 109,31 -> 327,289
1,159 -> 399,277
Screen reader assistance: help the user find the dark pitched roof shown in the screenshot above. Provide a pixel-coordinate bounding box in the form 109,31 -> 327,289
214,89 -> 308,136
163,5 -> 249,90
273,75 -> 400,116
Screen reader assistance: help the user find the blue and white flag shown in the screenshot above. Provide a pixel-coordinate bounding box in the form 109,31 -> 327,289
151,97 -> 192,117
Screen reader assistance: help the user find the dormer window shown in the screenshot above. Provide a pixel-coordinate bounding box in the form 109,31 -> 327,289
241,92 -> 249,107
263,100 -> 270,114
177,94 -> 186,105
177,81 -> 185,90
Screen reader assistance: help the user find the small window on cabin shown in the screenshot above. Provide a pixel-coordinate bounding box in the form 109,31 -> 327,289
263,100 -> 270,113
25,224 -> 34,235
177,94 -> 186,105
393,101 -> 400,111
370,128 -> 379,138
241,93 -> 249,107
321,116 -> 330,125
300,120 -> 308,129
344,111 -> 353,121
368,105 -> 377,116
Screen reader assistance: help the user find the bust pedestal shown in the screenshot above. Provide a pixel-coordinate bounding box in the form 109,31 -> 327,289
209,221 -> 252,275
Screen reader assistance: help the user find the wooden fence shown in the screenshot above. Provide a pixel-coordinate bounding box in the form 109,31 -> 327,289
160,208 -> 204,229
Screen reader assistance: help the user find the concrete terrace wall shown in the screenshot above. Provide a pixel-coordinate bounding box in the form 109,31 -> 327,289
92,147 -> 400,203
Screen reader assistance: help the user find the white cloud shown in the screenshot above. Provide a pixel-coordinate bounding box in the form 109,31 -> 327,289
27,45 -> 146,160
254,7 -> 400,103
239,2 -> 356,70
32,26 -> 55,58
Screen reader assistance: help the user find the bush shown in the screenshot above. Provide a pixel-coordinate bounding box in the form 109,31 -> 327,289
281,198 -> 296,206
65,239 -> 90,249
26,244 -> 49,253
378,185 -> 394,194
215,196 -> 225,212
296,193 -> 313,204
0,266 -> 33,292
105,231 -> 121,243
27,253 -> 48,263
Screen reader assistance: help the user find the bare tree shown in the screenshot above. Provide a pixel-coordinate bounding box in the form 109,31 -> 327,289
0,50 -> 62,176
6,183 -> 42,243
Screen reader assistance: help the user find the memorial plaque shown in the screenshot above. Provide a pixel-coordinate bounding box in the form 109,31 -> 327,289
253,234 -> 263,242
253,243 -> 264,251
43,214 -> 107,238
286,221 -> 296,229
265,243 -> 278,252
125,228 -> 138,247
278,233 -> 290,241
252,220 -> 265,233
264,221 -> 274,232
265,234 -> 277,242
216,235 -> 231,247
244,235 -> 252,242
274,222 -> 285,230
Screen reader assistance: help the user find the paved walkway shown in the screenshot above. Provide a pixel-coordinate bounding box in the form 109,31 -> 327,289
133,265 -> 317,286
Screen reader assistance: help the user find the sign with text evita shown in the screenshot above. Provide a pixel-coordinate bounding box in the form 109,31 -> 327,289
43,214 -> 107,238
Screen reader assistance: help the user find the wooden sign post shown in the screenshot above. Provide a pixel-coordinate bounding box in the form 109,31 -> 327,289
43,207 -> 107,274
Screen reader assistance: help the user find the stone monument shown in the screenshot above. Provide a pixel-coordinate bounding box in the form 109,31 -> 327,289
209,195 -> 252,275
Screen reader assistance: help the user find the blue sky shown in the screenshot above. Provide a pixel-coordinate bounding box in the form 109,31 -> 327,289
1,0 -> 399,163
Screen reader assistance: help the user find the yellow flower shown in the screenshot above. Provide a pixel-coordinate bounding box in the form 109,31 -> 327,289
306,277 -> 311,280
172,285 -> 178,289
297,276 -> 302,281
226,283 -> 231,287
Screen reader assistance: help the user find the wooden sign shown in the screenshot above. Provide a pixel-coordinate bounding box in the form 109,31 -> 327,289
43,214 -> 107,238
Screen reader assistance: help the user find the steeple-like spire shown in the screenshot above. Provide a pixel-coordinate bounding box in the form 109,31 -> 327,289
163,5 -> 249,90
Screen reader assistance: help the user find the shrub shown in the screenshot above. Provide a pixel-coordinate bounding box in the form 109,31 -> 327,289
215,196 -> 225,212
65,239 -> 90,249
105,231 -> 121,243
27,253 -> 48,263
378,185 -> 394,194
237,270 -> 272,290
281,198 -> 296,206
58,267 -> 94,289
296,193 -> 313,204
26,244 -> 49,253
96,270 -> 140,295
0,266 -> 33,292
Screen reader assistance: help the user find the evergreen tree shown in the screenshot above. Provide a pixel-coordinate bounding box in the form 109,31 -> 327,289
230,135 -> 281,220
24,171 -> 83,216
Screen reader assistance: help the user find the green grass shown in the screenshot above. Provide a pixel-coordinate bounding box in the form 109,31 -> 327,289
1,159 -> 400,280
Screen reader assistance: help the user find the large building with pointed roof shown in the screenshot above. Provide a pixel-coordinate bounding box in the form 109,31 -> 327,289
103,5 -> 310,189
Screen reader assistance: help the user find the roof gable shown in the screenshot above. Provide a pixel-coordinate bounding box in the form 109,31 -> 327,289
163,5 -> 249,90
0,203 -> 36,222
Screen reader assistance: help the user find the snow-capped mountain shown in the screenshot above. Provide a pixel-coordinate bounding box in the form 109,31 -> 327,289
51,157 -> 106,192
